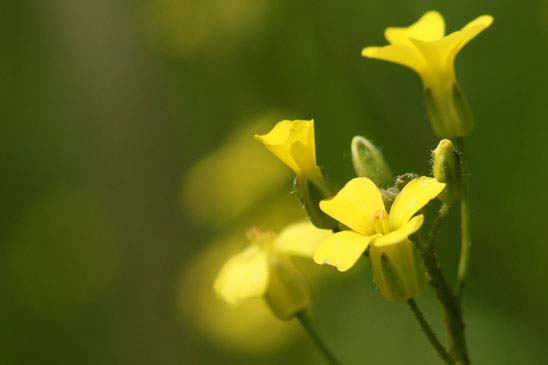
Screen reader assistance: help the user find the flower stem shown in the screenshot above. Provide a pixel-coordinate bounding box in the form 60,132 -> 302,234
454,137 -> 471,299
416,204 -> 470,365
296,311 -> 340,365
407,299 -> 454,364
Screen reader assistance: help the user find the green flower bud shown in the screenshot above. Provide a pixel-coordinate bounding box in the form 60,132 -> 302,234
432,139 -> 460,203
351,136 -> 393,187
369,240 -> 427,301
393,173 -> 419,191
264,256 -> 310,320
425,83 -> 474,138
380,173 -> 419,211
380,187 -> 398,211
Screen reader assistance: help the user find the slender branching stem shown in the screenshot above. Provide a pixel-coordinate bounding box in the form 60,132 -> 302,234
415,204 -> 470,365
296,311 -> 340,365
407,299 -> 454,364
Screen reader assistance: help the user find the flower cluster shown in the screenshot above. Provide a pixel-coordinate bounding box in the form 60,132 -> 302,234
212,10 -> 492,364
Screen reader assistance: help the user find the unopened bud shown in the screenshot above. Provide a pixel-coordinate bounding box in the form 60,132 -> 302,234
380,173 -> 419,210
264,256 -> 310,320
394,173 -> 419,191
351,136 -> 392,187
432,139 -> 460,203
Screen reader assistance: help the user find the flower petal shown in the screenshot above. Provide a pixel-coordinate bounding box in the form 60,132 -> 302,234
362,45 -> 426,75
373,215 -> 424,247
319,177 -> 385,235
385,11 -> 445,46
274,220 -> 332,258
427,15 -> 494,72
455,15 -> 493,55
313,231 -> 377,272
412,15 -> 493,74
254,119 -> 316,177
389,177 -> 445,228
409,31 -> 462,72
213,245 -> 269,305
290,141 -> 321,182
443,15 -> 494,69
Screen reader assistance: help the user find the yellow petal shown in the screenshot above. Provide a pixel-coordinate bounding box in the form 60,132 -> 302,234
449,15 -> 494,62
319,177 -> 385,235
416,15 -> 494,73
373,215 -> 424,247
274,220 -> 332,258
254,119 -> 316,177
362,45 -> 426,75
313,231 -> 377,272
389,177 -> 445,228
385,11 -> 445,46
409,31 -> 462,72
213,245 -> 269,305
290,141 -> 321,182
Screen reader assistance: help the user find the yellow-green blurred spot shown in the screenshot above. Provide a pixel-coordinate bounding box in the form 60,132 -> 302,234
141,0 -> 268,57
182,116 -> 291,226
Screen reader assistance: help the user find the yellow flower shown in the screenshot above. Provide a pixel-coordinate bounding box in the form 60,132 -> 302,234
214,221 -> 331,319
313,177 -> 445,300
255,120 -> 327,191
362,11 -> 493,138
255,119 -> 336,229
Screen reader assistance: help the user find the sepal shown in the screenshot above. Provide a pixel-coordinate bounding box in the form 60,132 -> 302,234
425,83 -> 474,138
264,256 -> 310,320
295,177 -> 338,230
369,239 -> 427,301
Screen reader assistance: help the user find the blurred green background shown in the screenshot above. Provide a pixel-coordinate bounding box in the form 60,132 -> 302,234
2,0 -> 548,364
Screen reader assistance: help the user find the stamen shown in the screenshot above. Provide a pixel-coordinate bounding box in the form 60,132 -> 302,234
246,227 -> 275,249
370,210 -> 392,235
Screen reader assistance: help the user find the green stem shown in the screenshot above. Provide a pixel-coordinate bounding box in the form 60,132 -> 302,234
296,312 -> 340,365
416,204 -> 470,365
454,138 -> 471,299
407,299 -> 454,364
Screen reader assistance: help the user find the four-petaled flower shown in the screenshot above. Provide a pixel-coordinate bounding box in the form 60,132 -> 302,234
362,11 -> 493,138
314,177 -> 445,300
214,221 -> 331,319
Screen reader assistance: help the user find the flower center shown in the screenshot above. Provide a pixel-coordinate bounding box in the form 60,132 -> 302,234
246,226 -> 275,251
370,210 -> 392,235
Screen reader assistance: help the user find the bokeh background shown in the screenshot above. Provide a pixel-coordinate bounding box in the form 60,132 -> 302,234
2,0 -> 548,364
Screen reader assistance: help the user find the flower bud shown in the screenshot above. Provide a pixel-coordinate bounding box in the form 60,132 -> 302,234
369,239 -> 426,301
351,136 -> 392,187
424,83 -> 474,138
264,255 -> 310,320
432,139 -> 460,203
